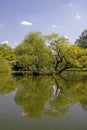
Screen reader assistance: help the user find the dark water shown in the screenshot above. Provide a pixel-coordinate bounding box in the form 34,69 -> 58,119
0,73 -> 87,130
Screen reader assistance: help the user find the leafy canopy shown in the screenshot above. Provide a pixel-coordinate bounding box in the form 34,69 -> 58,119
14,32 -> 54,74
75,29 -> 87,48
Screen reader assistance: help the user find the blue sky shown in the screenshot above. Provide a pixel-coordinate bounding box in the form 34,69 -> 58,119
0,0 -> 87,47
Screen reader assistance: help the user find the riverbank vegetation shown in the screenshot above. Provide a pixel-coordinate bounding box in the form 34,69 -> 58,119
0,30 -> 87,75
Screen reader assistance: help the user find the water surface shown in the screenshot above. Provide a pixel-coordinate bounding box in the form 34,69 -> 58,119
0,73 -> 87,130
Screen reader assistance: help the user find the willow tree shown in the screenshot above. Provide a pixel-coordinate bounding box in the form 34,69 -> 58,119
45,33 -> 82,74
13,32 -> 54,75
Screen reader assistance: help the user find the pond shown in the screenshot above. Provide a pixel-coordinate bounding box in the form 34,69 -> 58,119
0,72 -> 87,130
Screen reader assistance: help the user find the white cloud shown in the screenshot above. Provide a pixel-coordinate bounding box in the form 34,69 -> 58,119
68,3 -> 73,6
75,14 -> 82,20
2,41 -> 9,44
14,43 -> 18,47
20,21 -> 32,26
64,35 -> 68,39
50,24 -> 58,28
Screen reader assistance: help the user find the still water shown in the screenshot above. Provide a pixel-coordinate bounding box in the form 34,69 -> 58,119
0,73 -> 87,130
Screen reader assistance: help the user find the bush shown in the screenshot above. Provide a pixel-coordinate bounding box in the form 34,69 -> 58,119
0,58 -> 11,73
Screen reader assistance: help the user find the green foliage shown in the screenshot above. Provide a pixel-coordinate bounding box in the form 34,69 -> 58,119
0,43 -> 16,61
12,31 -> 87,74
0,31 -> 86,75
45,33 -> 83,73
0,57 -> 11,73
14,32 -> 54,74
0,43 -> 16,73
75,29 -> 87,48
78,48 -> 87,68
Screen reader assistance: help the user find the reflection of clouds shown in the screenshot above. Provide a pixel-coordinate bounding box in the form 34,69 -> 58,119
52,85 -> 61,97
3,94 -> 9,97
44,102 -> 50,110
53,85 -> 57,96
44,85 -> 61,110
21,112 -> 27,116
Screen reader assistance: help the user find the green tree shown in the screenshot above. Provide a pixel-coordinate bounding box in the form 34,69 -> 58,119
78,48 -> 87,68
75,29 -> 87,48
45,33 -> 82,74
14,32 -> 54,75
0,43 -> 16,61
0,56 -> 11,73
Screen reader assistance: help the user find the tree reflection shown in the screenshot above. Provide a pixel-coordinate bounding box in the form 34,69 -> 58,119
14,74 -> 87,118
14,76 -> 54,118
0,73 -> 87,118
80,100 -> 87,111
0,73 -> 18,96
